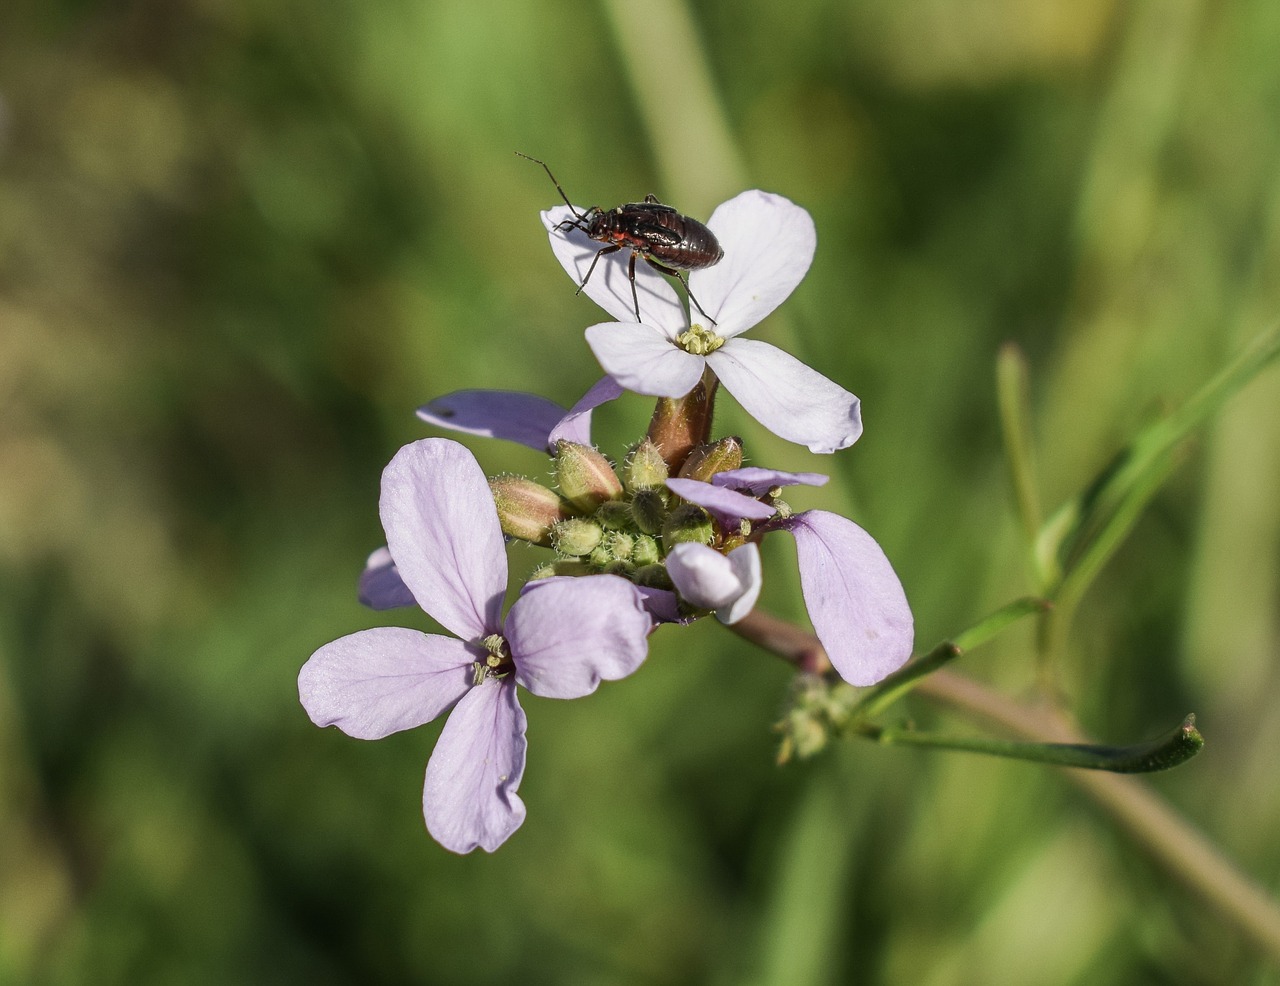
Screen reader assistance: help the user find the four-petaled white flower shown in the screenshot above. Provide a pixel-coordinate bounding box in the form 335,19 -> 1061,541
542,191 -> 863,455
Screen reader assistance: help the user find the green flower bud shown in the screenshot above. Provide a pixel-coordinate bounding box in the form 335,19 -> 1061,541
554,440 -> 624,512
530,559 -> 594,581
607,531 -> 636,560
662,503 -> 714,547
551,517 -> 604,557
597,500 -> 636,531
630,488 -> 668,536
622,438 -> 670,492
676,436 -> 743,483
489,475 -> 571,547
631,534 -> 660,567
634,563 -> 674,591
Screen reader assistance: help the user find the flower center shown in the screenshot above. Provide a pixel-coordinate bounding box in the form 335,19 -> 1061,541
676,323 -> 725,356
472,633 -> 514,685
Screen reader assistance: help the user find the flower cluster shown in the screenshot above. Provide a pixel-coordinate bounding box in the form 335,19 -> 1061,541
299,181 -> 914,853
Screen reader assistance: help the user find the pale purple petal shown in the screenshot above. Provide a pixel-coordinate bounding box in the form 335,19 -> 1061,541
423,679 -> 527,854
506,575 -> 651,699
358,546 -> 417,610
780,510 -> 913,686
637,586 -> 685,624
666,542 -> 762,625
542,206 -> 686,332
299,627 -> 474,740
707,339 -> 862,454
689,191 -> 816,338
416,390 -> 566,451
713,467 -> 829,496
666,477 -> 775,523
380,439 -> 506,640
548,376 -> 623,447
585,322 -> 706,397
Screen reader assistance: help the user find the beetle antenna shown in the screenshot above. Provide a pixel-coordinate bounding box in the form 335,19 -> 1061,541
515,152 -> 584,220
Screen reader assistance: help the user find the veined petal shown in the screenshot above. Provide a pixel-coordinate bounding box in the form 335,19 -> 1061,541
381,439 -> 506,641
548,376 -> 623,447
423,679 -> 527,854
542,206 -> 686,332
585,322 -> 706,397
416,390 -> 567,452
507,575 -> 651,699
358,546 -> 416,610
299,627 -> 474,740
690,191 -> 816,338
666,542 -> 762,625
713,467 -> 829,496
666,477 -> 776,524
708,339 -> 862,454
780,510 -> 913,686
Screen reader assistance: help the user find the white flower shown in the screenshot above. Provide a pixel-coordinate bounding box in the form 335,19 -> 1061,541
542,191 -> 863,454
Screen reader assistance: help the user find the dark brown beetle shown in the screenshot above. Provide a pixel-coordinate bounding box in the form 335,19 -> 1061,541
518,153 -> 723,325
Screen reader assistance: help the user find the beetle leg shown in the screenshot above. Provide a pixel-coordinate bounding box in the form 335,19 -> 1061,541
628,251 -> 642,323
646,260 -> 717,326
579,244 -> 621,296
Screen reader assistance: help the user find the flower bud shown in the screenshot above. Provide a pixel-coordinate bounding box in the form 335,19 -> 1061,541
607,531 -> 635,560
489,476 -> 571,547
622,438 -> 669,492
631,534 -> 660,567
676,436 -> 743,483
661,503 -> 714,547
530,558 -> 594,581
551,517 -> 604,557
597,500 -> 635,531
554,441 -> 624,512
630,488 -> 667,536
634,563 -> 674,591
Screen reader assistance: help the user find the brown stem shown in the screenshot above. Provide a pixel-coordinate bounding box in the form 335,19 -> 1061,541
728,609 -> 1280,961
646,366 -> 719,472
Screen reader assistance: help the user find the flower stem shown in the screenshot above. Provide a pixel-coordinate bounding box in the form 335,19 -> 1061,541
728,609 -> 1280,960
854,714 -> 1202,773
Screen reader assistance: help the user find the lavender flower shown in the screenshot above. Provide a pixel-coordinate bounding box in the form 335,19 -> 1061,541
542,191 -> 863,454
670,468 -> 913,685
299,438 -> 651,853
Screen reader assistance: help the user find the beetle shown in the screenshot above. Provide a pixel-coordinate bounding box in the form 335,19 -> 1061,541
517,153 -> 723,325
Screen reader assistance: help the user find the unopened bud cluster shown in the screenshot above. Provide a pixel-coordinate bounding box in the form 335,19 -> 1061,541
491,436 -> 755,591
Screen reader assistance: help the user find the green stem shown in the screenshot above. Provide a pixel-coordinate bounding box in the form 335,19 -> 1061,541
729,610 -> 1280,960
847,596 -> 1048,720
855,714 -> 1202,773
918,670 -> 1280,961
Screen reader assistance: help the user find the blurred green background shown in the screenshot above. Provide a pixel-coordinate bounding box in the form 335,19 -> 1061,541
3,0 -> 1279,982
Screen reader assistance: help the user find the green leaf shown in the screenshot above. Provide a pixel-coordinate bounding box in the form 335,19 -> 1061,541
1042,324 -> 1280,600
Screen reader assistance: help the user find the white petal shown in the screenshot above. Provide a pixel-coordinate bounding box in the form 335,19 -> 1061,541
666,542 -> 762,625
708,340 -> 862,454
542,206 -> 686,332
585,322 -> 706,397
690,191 -> 816,338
